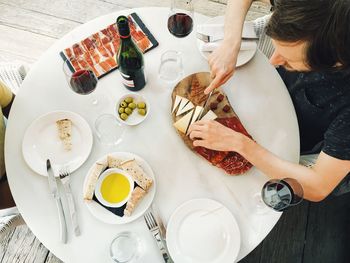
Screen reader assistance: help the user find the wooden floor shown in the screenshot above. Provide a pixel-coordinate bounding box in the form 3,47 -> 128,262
1,0 -> 350,262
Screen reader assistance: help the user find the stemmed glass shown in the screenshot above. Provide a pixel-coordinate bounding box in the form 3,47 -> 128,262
63,58 -> 99,105
253,178 -> 304,213
167,0 -> 194,38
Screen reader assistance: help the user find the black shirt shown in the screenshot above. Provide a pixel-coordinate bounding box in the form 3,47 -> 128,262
277,67 -> 350,160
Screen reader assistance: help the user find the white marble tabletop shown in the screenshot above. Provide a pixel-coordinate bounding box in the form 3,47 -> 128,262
5,7 -> 300,263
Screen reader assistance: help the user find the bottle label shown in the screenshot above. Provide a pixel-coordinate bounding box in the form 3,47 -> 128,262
120,72 -> 135,88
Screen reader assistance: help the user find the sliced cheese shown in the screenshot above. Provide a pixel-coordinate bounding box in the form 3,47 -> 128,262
176,97 -> 189,116
174,109 -> 194,134
172,95 -> 183,113
186,106 -> 203,135
176,101 -> 194,116
201,110 -> 217,121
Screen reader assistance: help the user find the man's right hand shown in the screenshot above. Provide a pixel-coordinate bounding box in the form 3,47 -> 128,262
205,41 -> 240,94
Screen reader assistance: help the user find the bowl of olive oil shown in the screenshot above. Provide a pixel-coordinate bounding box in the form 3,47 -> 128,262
95,168 -> 134,208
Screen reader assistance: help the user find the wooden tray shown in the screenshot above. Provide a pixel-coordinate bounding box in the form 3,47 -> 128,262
171,72 -> 253,175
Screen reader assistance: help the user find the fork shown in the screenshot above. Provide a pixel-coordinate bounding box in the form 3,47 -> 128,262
144,211 -> 173,263
59,168 -> 81,236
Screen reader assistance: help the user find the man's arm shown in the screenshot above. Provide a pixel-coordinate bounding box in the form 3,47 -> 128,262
188,120 -> 350,202
205,0 -> 271,94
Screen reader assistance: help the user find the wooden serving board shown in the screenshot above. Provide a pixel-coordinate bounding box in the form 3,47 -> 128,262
171,72 -> 253,175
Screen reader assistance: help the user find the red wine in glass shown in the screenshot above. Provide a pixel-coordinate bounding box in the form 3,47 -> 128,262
167,13 -> 193,37
69,69 -> 97,95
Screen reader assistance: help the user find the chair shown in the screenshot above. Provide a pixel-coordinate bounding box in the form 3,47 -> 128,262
0,62 -> 28,241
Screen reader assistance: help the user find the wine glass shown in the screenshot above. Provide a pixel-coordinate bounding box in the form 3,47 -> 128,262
63,58 -> 99,105
167,0 -> 194,38
261,178 -> 304,212
252,178 -> 304,214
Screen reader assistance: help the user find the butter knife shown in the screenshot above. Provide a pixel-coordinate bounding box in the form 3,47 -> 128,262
197,89 -> 214,121
47,159 -> 67,244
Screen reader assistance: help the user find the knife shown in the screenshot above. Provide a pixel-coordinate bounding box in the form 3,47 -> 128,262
47,159 -> 67,244
196,89 -> 214,121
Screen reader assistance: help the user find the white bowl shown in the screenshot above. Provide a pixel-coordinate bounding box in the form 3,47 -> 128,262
116,93 -> 150,126
94,168 -> 134,208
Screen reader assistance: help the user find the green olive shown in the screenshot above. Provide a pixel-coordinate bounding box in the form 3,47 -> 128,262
118,107 -> 125,114
125,107 -> 133,115
120,113 -> 128,120
137,102 -> 146,109
128,102 -> 136,109
124,97 -> 133,103
138,109 -> 146,116
120,101 -> 127,108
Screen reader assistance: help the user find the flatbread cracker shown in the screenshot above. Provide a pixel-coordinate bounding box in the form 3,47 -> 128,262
83,161 -> 107,200
107,155 -> 124,168
56,118 -> 72,151
120,159 -> 153,191
124,187 -> 146,216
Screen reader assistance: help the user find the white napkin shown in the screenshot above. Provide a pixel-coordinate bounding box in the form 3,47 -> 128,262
199,40 -> 257,52
197,20 -> 257,43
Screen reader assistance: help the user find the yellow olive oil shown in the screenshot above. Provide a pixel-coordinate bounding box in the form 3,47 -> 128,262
100,173 -> 130,203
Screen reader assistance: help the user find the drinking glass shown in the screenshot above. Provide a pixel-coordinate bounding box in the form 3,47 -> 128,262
261,178 -> 304,212
110,232 -> 142,263
167,0 -> 194,37
159,50 -> 184,82
63,58 -> 99,105
95,114 -> 126,146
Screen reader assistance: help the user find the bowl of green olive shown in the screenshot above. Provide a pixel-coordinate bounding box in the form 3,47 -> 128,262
116,93 -> 149,126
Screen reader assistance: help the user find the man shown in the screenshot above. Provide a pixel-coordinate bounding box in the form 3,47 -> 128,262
188,0 -> 350,201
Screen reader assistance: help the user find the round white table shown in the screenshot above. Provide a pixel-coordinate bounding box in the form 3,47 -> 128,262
5,7 -> 300,263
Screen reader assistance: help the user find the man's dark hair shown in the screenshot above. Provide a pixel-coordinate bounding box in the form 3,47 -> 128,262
266,0 -> 350,72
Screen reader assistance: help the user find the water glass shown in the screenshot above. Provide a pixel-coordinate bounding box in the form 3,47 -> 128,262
110,232 -> 142,263
158,50 -> 184,82
95,114 -> 125,146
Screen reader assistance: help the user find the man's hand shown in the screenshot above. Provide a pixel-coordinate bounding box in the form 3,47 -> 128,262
188,119 -> 246,152
205,42 -> 240,94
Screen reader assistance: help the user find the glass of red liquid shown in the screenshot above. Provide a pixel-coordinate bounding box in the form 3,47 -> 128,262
63,58 -> 99,105
167,0 -> 194,38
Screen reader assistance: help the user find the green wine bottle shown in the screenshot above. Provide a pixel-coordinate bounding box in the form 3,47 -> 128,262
116,16 -> 146,91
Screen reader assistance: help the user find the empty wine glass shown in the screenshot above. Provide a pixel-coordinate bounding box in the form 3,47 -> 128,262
110,232 -> 142,263
167,0 -> 194,38
63,58 -> 99,105
253,178 -> 304,214
159,50 -> 184,83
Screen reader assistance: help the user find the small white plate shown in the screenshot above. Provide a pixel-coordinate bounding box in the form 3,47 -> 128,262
167,198 -> 241,263
22,110 -> 93,176
116,93 -> 149,126
197,16 -> 257,67
83,152 -> 156,224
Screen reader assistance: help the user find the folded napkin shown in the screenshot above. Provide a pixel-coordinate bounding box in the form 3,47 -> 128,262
199,40 -> 257,52
197,20 -> 257,42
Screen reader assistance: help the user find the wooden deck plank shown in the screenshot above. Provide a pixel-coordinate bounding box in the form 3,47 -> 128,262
0,25 -> 56,62
0,3 -> 80,39
0,0 -> 126,24
303,193 -> 350,263
0,225 -> 48,263
44,252 -> 63,263
257,201 -> 310,263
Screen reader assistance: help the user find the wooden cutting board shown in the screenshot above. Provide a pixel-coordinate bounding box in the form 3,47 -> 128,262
171,72 -> 253,175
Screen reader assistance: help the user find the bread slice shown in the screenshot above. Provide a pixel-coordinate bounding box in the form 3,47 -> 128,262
107,155 -> 124,168
124,187 -> 146,216
56,118 -> 72,151
120,159 -> 153,191
83,161 -> 107,201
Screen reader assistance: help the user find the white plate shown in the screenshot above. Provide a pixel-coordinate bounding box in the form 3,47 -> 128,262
22,110 -> 93,176
196,16 -> 257,67
116,93 -> 150,126
83,152 -> 156,224
167,199 -> 241,263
